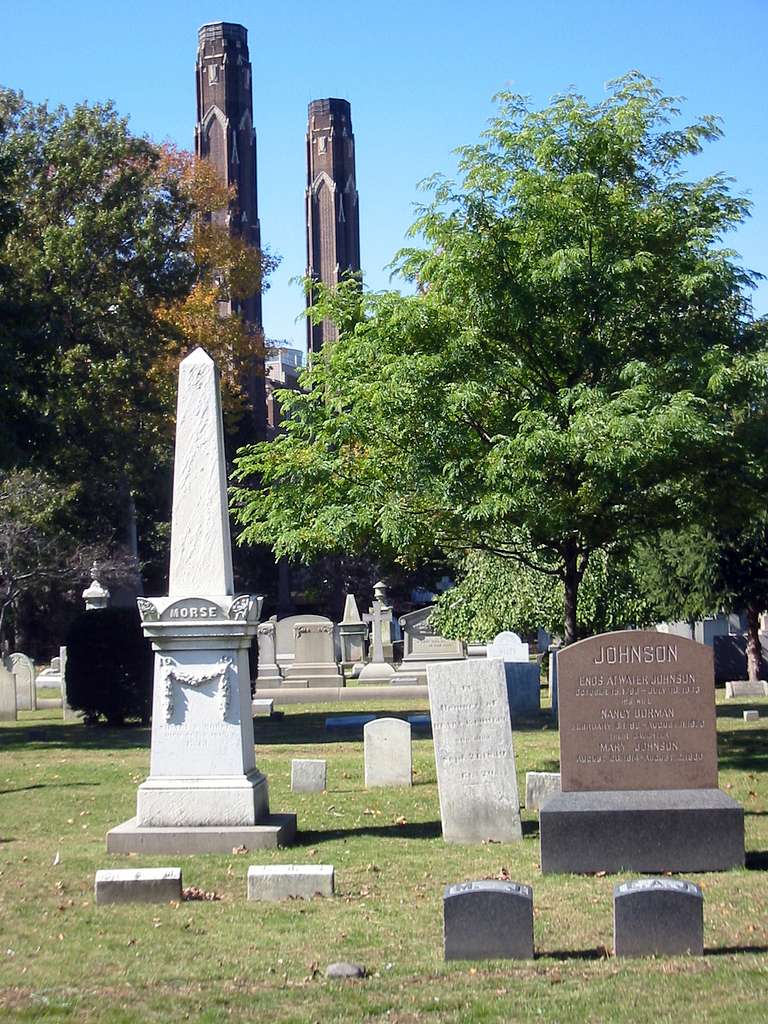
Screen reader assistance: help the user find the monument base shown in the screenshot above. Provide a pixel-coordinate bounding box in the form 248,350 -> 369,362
106,813 -> 297,854
540,789 -> 744,874
136,771 -> 269,828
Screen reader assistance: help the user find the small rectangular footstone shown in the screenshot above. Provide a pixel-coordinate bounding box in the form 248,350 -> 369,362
744,710 -> 760,722
247,864 -> 334,901
291,758 -> 327,793
614,878 -> 703,956
252,699 -> 274,717
525,771 -> 561,810
444,881 -> 534,960
95,867 -> 182,905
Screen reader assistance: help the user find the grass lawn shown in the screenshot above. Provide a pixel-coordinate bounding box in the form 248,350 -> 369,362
1,693 -> 768,1023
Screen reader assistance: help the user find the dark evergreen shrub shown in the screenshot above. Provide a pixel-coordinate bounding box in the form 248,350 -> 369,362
65,607 -> 153,725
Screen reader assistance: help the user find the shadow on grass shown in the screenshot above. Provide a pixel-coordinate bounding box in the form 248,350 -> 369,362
522,819 -> 539,839
717,705 -> 768,720
0,724 -> 150,751
0,781 -> 96,796
745,850 -> 768,870
717,727 -> 768,772
297,820 -> 443,844
538,948 -> 607,961
255,709 -> 556,746
706,945 -> 768,956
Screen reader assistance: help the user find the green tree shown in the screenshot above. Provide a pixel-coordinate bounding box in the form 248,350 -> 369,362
233,74 -> 762,643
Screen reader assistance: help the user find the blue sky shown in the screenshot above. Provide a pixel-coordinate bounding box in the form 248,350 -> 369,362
2,0 -> 766,350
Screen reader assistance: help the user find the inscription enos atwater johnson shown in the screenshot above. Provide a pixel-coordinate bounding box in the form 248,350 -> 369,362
557,630 -> 718,792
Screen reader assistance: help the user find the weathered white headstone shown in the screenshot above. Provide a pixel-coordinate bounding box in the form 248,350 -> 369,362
274,614 -> 332,673
106,348 -> 295,854
9,653 -> 36,711
525,771 -> 561,811
364,718 -> 412,788
60,646 -> 80,723
487,632 -> 540,714
427,660 -> 522,843
0,661 -> 17,721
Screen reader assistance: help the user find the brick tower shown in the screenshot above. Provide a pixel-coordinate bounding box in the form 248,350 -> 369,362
195,22 -> 266,437
305,98 -> 361,355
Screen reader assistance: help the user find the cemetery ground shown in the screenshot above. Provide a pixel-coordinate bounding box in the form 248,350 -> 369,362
1,697 -> 768,1023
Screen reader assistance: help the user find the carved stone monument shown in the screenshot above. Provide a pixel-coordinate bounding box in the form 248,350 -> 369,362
358,597 -> 396,683
107,348 -> 295,853
394,606 -> 465,684
540,630 -> 743,873
337,593 -> 367,670
283,620 -> 343,688
255,620 -> 283,688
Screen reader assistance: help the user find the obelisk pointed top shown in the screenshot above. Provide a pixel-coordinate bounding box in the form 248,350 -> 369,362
168,348 -> 234,597
341,593 -> 362,624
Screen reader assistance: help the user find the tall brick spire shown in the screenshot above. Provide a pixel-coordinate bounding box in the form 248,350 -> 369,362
195,22 -> 266,437
306,98 -> 361,355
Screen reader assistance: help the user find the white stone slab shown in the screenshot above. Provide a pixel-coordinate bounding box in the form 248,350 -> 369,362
525,771 -> 561,810
9,653 -> 35,711
744,710 -> 760,722
95,867 -> 182,904
427,659 -> 522,843
291,759 -> 327,793
364,718 -> 412,788
0,662 -> 17,721
168,348 -> 233,598
252,699 -> 274,717
247,864 -> 334,901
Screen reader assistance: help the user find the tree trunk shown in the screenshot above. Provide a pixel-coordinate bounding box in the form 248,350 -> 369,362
745,603 -> 762,684
563,543 -> 579,646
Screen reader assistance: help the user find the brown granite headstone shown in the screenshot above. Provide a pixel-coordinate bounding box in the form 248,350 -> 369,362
557,630 -> 717,792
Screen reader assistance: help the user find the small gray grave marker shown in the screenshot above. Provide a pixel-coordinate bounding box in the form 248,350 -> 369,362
443,880 -> 534,960
291,758 -> 327,793
613,878 -> 703,957
247,864 -> 334,901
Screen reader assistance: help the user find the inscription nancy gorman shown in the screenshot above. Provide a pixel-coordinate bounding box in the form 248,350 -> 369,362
557,630 -> 717,792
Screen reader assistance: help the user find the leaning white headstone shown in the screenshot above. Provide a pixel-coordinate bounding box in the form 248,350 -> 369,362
0,662 -> 17,721
9,653 -> 36,711
364,718 -> 412,788
427,660 -> 522,843
107,348 -> 295,854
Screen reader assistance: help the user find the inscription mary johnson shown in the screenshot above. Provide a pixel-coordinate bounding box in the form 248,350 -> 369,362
557,630 -> 717,792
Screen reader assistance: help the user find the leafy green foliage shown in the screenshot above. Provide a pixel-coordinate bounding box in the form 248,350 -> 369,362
431,547 -> 658,642
234,74 -> 761,641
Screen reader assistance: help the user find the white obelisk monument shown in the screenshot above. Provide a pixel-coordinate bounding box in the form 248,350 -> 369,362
108,348 -> 295,853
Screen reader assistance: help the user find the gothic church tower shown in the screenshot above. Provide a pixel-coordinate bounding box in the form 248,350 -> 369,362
305,98 -> 361,355
195,22 -> 266,436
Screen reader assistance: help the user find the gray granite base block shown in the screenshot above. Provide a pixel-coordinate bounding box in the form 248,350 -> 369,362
444,881 -> 534,960
95,867 -> 182,905
247,864 -> 334,900
614,878 -> 704,956
106,814 -> 296,854
540,789 -> 744,874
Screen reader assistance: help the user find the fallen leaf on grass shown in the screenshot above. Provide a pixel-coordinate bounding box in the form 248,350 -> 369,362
394,816 -> 407,826
232,845 -> 247,855
182,887 -> 221,902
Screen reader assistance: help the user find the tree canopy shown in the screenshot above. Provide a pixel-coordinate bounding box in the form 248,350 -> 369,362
233,73 -> 764,642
